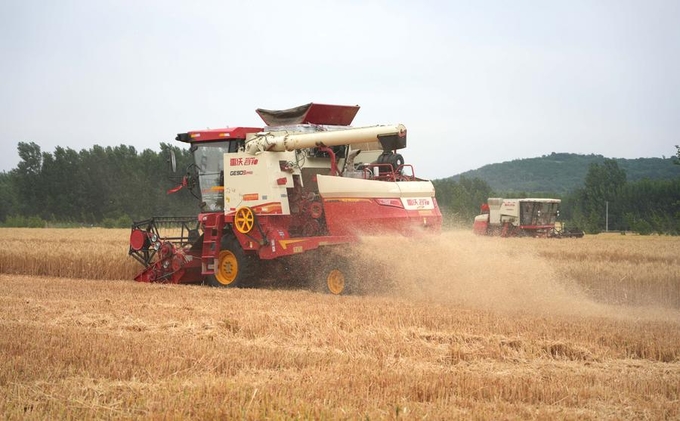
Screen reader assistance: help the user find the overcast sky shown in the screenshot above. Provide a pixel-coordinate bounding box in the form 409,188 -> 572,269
1,0 -> 678,179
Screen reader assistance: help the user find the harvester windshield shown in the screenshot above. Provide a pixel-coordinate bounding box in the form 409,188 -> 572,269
175,126 -> 260,212
520,201 -> 559,227
193,142 -> 244,212
192,142 -> 231,212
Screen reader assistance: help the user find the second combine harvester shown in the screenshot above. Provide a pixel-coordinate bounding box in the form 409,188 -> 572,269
129,103 -> 443,294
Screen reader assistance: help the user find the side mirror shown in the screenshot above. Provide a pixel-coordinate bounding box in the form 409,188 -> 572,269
168,150 -> 177,173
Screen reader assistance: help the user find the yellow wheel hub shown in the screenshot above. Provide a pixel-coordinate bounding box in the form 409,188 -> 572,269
216,250 -> 238,286
327,269 -> 345,295
234,207 -> 255,234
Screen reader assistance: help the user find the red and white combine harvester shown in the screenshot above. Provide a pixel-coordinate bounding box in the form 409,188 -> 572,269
129,103 -> 442,294
473,197 -> 584,238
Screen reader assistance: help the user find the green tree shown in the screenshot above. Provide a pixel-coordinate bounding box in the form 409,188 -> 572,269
41,146 -> 84,221
618,178 -> 680,234
0,172 -> 18,222
13,142 -> 44,215
433,176 -> 492,226
580,159 -> 627,232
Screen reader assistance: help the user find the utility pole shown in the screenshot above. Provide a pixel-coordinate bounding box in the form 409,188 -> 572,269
605,201 -> 609,232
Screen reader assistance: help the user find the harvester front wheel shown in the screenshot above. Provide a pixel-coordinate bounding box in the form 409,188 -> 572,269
207,236 -> 256,288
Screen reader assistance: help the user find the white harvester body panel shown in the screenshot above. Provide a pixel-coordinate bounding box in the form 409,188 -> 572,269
317,175 -> 436,210
498,199 -> 520,225
317,175 -> 401,198
487,197 -> 504,225
223,151 -> 297,215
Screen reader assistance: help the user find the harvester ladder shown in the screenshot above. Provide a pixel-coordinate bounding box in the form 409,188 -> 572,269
201,216 -> 224,275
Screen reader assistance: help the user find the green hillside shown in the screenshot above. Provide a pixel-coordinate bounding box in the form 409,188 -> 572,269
446,153 -> 678,194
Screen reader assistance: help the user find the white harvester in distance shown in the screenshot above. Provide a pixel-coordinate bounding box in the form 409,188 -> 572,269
473,197 -> 584,238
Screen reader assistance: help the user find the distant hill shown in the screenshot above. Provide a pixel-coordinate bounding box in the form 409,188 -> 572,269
445,153 -> 678,194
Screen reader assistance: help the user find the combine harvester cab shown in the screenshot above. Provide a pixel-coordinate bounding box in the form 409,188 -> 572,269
129,103 -> 443,294
473,197 -> 583,238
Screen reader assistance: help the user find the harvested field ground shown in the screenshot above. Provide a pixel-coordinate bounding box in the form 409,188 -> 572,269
1,228 -> 679,419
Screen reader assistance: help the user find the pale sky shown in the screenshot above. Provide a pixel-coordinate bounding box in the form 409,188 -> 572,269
1,0 -> 678,179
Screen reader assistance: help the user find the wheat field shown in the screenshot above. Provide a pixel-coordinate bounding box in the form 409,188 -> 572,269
1,228 -> 679,419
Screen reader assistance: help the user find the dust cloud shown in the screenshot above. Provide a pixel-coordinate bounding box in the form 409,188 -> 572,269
345,230 -> 678,321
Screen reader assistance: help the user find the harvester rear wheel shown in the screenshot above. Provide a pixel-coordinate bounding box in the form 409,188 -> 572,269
312,252 -> 357,295
326,269 -> 346,295
207,236 -> 256,288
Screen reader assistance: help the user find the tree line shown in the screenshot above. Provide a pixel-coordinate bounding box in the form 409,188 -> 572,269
0,142 -> 197,227
1,143 -> 678,234
562,159 -> 680,234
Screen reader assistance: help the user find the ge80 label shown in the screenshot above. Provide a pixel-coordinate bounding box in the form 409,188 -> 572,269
229,170 -> 253,176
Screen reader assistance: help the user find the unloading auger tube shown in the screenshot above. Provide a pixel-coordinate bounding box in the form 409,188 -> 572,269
244,124 -> 406,155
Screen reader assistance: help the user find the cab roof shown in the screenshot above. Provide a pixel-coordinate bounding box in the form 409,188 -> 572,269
175,127 -> 262,143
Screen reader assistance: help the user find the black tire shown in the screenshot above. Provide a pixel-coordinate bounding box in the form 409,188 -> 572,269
206,235 -> 257,288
